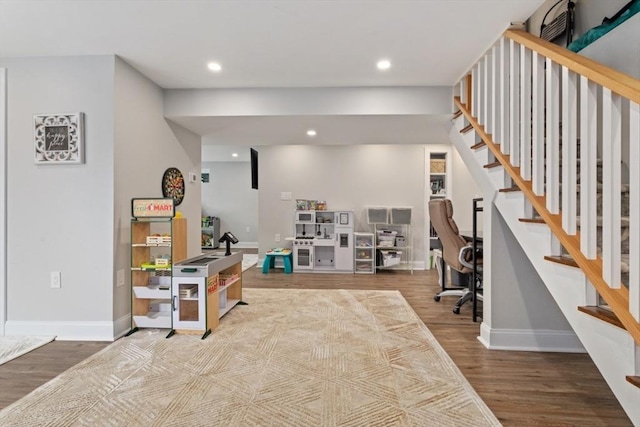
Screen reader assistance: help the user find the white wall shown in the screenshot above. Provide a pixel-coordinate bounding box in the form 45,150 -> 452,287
450,146 -> 482,233
164,86 -> 453,118
257,144 -> 478,266
1,56 -> 116,329
114,58 -> 202,329
259,145 -> 424,259
201,161 -> 258,246
489,205 -> 573,331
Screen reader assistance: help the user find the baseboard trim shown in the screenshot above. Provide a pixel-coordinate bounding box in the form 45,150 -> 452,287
5,319 -> 121,341
236,242 -> 258,249
114,314 -> 132,339
478,322 -> 586,353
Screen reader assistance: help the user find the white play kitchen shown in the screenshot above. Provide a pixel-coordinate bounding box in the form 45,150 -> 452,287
290,209 -> 354,273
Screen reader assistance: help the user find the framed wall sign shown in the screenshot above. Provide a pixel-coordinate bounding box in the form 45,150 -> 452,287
131,198 -> 175,219
34,113 -> 84,164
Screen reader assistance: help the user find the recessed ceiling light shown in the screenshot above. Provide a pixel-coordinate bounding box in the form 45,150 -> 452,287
377,59 -> 391,70
232,153 -> 238,157
207,62 -> 222,72
307,129 -> 317,137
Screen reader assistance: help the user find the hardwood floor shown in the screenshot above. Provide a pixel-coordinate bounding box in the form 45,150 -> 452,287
0,267 -> 632,426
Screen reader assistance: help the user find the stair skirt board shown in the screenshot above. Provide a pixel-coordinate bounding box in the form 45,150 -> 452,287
449,116 -> 640,425
478,323 -> 585,353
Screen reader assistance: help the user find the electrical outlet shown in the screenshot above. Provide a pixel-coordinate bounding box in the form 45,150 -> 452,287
50,271 -> 61,289
246,226 -> 250,233
281,192 -> 292,201
117,269 -> 125,287
275,234 -> 281,242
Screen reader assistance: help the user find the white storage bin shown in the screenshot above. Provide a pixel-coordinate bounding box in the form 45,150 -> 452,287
376,230 -> 397,247
133,285 -> 171,299
379,250 -> 402,267
133,311 -> 171,328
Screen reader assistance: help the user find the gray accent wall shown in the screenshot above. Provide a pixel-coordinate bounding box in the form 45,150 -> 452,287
114,58 -> 202,325
0,55 -> 202,339
2,56 -> 116,324
201,161 -> 258,246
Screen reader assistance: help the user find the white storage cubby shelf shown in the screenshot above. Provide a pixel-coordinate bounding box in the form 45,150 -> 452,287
354,233 -> 375,274
425,147 -> 452,270
129,217 -> 187,333
366,207 -> 413,274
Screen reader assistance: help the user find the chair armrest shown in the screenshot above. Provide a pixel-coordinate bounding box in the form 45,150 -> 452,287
459,245 -> 483,271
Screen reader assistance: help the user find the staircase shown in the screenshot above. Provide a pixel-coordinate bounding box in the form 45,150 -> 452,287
449,29 -> 639,424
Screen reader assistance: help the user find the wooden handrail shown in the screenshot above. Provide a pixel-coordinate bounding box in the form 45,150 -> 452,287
454,97 -> 640,345
504,29 -> 640,104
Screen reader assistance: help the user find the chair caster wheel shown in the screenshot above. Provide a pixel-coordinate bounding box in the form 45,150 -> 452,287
434,295 -> 441,302
453,307 -> 460,314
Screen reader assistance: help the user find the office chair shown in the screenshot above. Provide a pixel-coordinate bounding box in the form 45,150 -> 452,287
428,199 -> 482,314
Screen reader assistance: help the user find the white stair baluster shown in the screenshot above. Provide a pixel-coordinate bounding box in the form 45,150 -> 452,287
602,88 -> 622,289
532,52 -> 545,196
500,37 -> 509,149
546,58 -> 560,214
562,66 -> 577,235
471,66 -> 477,118
579,76 -> 598,259
491,45 -> 500,145
520,45 -> 531,175
628,101 -> 639,320
476,62 -> 483,122
509,39 -> 520,160
484,53 -> 492,134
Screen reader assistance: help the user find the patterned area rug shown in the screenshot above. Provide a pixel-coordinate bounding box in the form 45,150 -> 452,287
0,289 -> 500,426
0,336 -> 55,366
242,253 -> 258,272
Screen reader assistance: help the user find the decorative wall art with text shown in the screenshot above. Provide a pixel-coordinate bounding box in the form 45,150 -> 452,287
34,113 -> 84,164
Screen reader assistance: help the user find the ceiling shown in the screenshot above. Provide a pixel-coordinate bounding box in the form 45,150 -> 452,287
0,0 -> 544,159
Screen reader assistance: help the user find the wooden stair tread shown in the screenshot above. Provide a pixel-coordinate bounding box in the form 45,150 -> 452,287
499,186 -> 521,193
483,161 -> 502,169
545,255 -> 579,268
460,124 -> 474,134
519,217 -> 546,224
626,376 -> 640,388
470,141 -> 486,149
452,110 -> 462,119
578,306 -> 625,330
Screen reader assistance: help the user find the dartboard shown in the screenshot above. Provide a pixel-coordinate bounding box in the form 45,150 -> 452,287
162,167 -> 185,206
